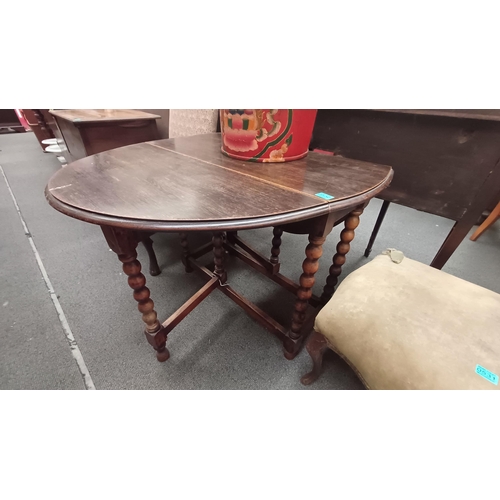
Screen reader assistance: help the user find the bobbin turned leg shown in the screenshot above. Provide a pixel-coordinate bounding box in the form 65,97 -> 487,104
284,233 -> 326,359
320,206 -> 364,305
102,226 -> 169,362
213,231 -> 227,283
179,232 -> 193,273
270,226 -> 283,266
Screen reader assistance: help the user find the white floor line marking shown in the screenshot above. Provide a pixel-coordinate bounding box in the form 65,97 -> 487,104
1,165 -> 96,390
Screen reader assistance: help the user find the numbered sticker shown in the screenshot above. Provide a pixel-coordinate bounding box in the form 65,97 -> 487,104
315,192 -> 334,200
475,365 -> 499,385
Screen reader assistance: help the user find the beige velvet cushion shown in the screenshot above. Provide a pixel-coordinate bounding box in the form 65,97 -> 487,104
315,254 -> 500,390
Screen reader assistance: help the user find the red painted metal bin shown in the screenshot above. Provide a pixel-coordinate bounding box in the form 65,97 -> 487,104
220,109 -> 317,162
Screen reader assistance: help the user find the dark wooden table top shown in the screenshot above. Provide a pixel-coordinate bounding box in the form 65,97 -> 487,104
374,109 -> 500,122
49,109 -> 161,124
45,133 -> 393,232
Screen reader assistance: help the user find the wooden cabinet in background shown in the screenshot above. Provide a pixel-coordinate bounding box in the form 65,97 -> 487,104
49,109 -> 161,163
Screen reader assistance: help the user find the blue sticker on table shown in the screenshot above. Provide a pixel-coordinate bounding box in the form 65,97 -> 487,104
315,192 -> 335,200
475,365 -> 499,385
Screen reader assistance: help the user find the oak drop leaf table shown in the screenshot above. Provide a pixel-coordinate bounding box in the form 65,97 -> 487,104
45,134 -> 392,362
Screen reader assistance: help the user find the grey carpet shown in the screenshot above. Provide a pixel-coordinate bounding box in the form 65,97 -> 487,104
1,132 -> 499,389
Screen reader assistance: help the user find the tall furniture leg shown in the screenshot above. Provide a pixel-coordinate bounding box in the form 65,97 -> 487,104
364,200 -> 390,257
431,219 -> 478,269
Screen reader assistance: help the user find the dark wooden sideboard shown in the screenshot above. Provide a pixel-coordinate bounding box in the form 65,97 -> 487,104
49,109 -> 161,164
310,109 -> 500,268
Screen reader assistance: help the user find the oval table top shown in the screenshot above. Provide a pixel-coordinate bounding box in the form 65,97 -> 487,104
45,133 -> 393,232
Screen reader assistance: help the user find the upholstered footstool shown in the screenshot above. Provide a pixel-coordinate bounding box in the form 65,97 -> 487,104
302,252 -> 500,389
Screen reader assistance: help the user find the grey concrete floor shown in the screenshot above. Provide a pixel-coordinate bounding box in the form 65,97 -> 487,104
1,132 -> 499,390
